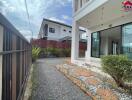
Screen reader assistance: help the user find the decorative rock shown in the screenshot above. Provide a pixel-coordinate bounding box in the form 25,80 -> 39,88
97,88 -> 118,100
56,63 -> 132,100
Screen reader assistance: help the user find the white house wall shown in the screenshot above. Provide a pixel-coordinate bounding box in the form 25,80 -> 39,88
74,0 -> 108,21
72,0 -> 132,66
90,13 -> 132,33
47,21 -> 61,40
43,21 -> 72,41
78,0 -> 132,32
60,26 -> 72,39
40,19 -> 86,41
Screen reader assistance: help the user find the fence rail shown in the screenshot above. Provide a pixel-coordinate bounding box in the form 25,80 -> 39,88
0,13 -> 32,100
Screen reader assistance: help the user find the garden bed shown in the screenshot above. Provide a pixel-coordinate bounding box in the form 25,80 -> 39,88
56,64 -> 132,100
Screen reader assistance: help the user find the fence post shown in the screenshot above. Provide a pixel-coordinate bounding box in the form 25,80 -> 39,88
12,34 -> 17,100
0,25 -> 3,100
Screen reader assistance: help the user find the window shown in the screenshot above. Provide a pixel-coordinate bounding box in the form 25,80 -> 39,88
63,29 -> 66,32
49,28 -> 55,33
69,31 -> 71,33
80,0 -> 82,7
122,23 -> 132,59
44,24 -> 48,36
91,32 -> 100,58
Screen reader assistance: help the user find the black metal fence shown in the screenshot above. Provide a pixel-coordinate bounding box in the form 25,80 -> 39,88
0,13 -> 32,100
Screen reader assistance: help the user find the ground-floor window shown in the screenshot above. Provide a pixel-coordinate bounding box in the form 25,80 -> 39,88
100,26 -> 121,56
91,23 -> 132,59
91,32 -> 100,58
122,23 -> 132,59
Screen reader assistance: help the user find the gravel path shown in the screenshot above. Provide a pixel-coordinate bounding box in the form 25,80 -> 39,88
30,58 -> 92,100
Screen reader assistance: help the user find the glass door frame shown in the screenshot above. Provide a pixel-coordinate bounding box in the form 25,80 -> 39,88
121,22 -> 132,59
91,31 -> 101,58
91,22 -> 132,58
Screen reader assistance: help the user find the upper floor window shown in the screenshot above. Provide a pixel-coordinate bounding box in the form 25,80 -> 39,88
80,0 -> 82,7
63,29 -> 66,32
49,28 -> 55,33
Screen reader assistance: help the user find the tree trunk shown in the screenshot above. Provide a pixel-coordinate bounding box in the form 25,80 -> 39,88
112,76 -> 132,90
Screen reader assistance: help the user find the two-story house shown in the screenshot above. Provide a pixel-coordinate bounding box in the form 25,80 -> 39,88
38,18 -> 86,41
71,0 -> 132,66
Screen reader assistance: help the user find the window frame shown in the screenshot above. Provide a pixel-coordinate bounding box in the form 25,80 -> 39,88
49,27 -> 55,33
91,31 -> 101,58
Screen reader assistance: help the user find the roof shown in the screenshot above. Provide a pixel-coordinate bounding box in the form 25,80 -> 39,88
43,18 -> 72,28
43,18 -> 86,32
0,13 -> 29,43
59,36 -> 87,43
59,36 -> 71,41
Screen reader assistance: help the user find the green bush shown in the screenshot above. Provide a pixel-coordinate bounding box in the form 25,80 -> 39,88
51,48 -> 61,57
101,55 -> 132,89
42,47 -> 71,57
62,48 -> 71,57
32,47 -> 41,62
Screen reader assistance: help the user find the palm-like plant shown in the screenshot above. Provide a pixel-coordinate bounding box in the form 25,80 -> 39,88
32,47 -> 41,62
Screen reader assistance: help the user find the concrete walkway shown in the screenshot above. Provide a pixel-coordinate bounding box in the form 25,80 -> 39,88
30,58 -> 92,100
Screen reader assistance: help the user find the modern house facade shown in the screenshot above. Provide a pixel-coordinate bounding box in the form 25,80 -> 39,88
38,19 -> 86,41
72,0 -> 132,66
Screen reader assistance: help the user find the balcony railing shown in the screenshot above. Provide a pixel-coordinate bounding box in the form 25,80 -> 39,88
0,13 -> 32,100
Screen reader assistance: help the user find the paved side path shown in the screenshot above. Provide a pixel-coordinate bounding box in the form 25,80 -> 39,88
30,58 -> 92,100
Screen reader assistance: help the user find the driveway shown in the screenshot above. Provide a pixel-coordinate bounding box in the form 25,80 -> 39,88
30,58 -> 92,100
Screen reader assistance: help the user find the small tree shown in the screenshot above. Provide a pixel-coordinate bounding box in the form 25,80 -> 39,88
32,47 -> 41,62
101,55 -> 132,89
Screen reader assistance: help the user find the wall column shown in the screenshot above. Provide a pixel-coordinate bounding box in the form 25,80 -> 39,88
71,21 -> 80,62
85,29 -> 92,59
0,25 -> 3,100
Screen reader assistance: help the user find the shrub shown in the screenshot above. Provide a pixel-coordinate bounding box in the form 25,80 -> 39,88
52,48 -> 61,57
79,50 -> 85,57
32,47 -> 41,62
101,55 -> 132,89
62,48 -> 71,57
39,47 -> 71,57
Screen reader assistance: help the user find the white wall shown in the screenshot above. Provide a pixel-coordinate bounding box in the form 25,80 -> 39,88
43,21 -> 72,41
60,26 -> 72,39
74,0 -> 108,21
43,21 -> 86,41
0,25 -> 3,100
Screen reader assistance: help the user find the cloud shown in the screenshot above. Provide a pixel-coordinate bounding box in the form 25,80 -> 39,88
62,15 -> 71,20
0,0 -> 16,15
0,0 -> 72,40
20,29 -> 38,41
49,17 -> 66,23
55,0 -> 72,6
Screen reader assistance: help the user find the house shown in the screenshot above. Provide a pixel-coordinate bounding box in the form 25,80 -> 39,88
71,0 -> 132,67
38,18 -> 86,41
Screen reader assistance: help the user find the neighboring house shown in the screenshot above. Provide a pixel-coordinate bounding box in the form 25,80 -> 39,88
71,0 -> 132,66
38,18 -> 86,41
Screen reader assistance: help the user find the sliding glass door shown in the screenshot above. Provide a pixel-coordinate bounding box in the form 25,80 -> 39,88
122,23 -> 132,59
91,32 -> 100,58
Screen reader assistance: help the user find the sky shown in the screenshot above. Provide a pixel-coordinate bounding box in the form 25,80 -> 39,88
0,0 -> 73,40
